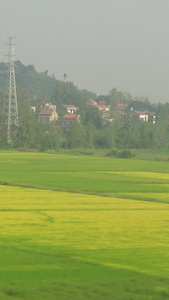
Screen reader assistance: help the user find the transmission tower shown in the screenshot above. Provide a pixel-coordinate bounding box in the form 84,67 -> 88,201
4,36 -> 19,144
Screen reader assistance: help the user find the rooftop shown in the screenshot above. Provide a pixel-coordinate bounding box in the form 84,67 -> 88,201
39,110 -> 53,114
63,114 -> 79,119
63,105 -> 78,109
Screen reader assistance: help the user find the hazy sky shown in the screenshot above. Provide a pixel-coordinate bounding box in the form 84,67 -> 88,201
1,0 -> 169,102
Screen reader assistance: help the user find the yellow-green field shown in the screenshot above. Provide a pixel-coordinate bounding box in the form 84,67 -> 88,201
1,185 -> 169,299
1,152 -> 169,299
1,185 -> 169,255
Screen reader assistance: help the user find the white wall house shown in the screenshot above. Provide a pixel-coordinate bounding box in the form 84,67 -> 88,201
62,105 -> 78,114
38,110 -> 59,123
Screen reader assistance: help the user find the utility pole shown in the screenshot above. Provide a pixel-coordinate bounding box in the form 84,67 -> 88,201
4,36 -> 19,144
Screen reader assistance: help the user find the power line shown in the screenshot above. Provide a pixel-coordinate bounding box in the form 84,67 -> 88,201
0,68 -> 57,82
0,71 -> 9,74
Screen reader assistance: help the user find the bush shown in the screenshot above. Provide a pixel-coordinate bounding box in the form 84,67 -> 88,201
105,150 -> 118,157
118,150 -> 132,158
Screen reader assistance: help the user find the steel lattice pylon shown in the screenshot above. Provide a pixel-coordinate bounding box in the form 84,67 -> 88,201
4,37 -> 19,144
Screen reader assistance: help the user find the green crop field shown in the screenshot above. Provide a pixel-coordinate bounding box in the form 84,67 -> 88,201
0,151 -> 169,299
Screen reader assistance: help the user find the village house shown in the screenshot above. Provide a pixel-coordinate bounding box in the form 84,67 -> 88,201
62,105 -> 78,114
62,114 -> 80,130
38,110 -> 59,123
117,110 -> 127,117
39,101 -> 56,111
30,104 -> 36,112
86,99 -> 97,106
102,112 -> 113,124
147,112 -> 156,124
87,99 -> 110,112
132,111 -> 149,122
117,103 -> 129,111
98,101 -> 108,105
94,104 -> 110,112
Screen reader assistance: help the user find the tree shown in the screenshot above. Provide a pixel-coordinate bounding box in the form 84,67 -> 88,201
35,123 -> 50,151
66,121 -> 85,149
47,122 -> 63,150
16,87 -> 36,148
116,117 -> 140,149
153,121 -> 168,149
139,122 -> 154,148
85,122 -> 96,148
0,110 -> 6,147
16,108 -> 36,148
63,73 -> 67,81
109,88 -> 133,109
83,106 -> 103,129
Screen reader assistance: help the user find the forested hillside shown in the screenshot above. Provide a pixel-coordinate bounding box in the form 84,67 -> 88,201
0,61 -> 169,151
0,61 -> 96,106
0,61 -> 153,108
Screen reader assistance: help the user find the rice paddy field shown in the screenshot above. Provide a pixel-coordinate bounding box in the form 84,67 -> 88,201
0,151 -> 169,299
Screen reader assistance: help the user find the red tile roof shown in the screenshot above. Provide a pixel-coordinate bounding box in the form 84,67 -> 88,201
39,101 -> 54,106
103,112 -> 111,116
118,110 -> 126,116
95,105 -> 107,108
63,105 -> 78,109
39,110 -> 53,114
117,103 -> 129,108
86,100 -> 97,105
135,111 -> 148,115
98,101 -> 108,105
63,114 -> 79,119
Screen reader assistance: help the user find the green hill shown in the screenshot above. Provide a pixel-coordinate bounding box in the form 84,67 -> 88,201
0,61 -> 96,107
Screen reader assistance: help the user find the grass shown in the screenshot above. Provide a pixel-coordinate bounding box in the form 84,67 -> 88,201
48,148 -> 169,161
0,151 -> 169,298
1,151 -> 169,194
